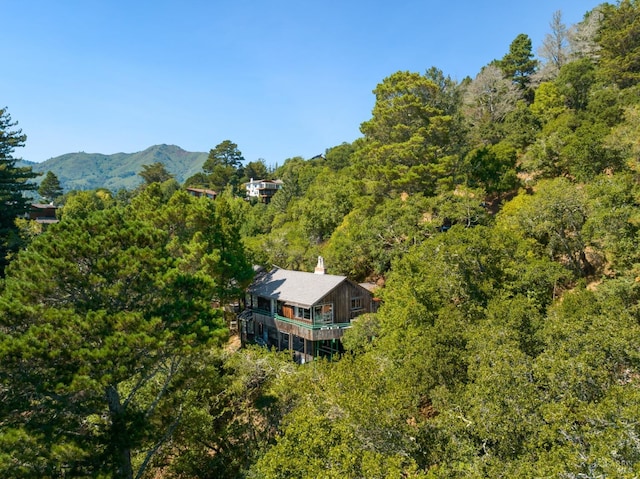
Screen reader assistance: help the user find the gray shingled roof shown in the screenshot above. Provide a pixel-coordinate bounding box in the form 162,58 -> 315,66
247,268 -> 347,307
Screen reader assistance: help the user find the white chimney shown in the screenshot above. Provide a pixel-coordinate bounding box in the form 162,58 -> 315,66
314,256 -> 326,275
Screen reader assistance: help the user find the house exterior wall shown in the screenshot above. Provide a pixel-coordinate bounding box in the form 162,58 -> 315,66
315,281 -> 375,323
28,204 -> 60,224
244,179 -> 283,204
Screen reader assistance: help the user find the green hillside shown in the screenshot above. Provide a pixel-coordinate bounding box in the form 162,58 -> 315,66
26,144 -> 207,191
5,2 -> 640,478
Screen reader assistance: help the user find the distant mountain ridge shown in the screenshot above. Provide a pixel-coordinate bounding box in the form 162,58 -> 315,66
20,144 -> 208,192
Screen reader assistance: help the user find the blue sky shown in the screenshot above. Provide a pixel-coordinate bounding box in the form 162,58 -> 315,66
3,1 -> 603,167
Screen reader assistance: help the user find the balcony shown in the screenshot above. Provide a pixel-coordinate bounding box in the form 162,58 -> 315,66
249,308 -> 350,341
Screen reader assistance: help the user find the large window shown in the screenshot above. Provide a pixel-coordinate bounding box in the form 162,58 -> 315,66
295,306 -> 311,320
313,304 -> 333,324
257,296 -> 271,312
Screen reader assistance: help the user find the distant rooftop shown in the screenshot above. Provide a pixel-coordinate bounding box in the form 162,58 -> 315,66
186,187 -> 217,199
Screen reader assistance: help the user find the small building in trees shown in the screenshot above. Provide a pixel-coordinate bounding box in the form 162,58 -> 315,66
244,178 -> 283,204
28,203 -> 59,224
240,257 -> 377,362
186,187 -> 217,200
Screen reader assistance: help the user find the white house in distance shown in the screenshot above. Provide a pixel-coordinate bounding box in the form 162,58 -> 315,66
244,178 -> 283,204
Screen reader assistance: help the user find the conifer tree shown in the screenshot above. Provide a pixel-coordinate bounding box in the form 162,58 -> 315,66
37,170 -> 63,203
496,33 -> 538,99
597,0 -> 640,88
0,107 -> 38,276
202,140 -> 245,193
138,161 -> 174,185
0,206 -> 229,477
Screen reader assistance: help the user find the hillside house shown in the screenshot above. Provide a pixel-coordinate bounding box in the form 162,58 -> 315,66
186,187 -> 217,200
244,178 -> 283,204
240,257 -> 377,363
28,203 -> 59,224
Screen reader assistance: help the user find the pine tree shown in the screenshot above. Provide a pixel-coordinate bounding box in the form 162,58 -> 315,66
37,170 -> 63,203
496,34 -> 538,100
0,107 -> 38,276
202,140 -> 245,193
138,161 -> 174,185
0,206 -> 228,477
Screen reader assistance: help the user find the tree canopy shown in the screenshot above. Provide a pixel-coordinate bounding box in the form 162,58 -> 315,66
0,107 -> 38,277
195,140 -> 246,194
0,189 -> 253,477
138,161 -> 174,185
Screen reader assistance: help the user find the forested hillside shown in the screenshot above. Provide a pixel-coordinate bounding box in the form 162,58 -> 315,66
2,2 -> 640,477
23,144 -> 208,191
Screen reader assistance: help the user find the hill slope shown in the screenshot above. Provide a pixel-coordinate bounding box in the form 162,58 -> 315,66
24,144 -> 208,191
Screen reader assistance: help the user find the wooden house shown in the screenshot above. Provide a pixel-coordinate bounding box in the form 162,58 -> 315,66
240,257 -> 377,363
28,203 -> 59,224
186,187 -> 217,200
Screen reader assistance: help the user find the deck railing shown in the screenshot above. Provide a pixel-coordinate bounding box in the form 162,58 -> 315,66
250,308 -> 351,331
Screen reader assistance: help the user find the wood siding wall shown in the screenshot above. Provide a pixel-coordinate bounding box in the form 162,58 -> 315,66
317,281 -> 374,324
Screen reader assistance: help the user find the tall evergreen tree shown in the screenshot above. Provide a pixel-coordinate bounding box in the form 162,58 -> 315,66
356,71 -> 457,195
0,107 -> 38,276
203,140 -> 245,172
496,33 -> 538,99
37,170 -> 63,202
210,194 -> 255,306
203,140 -> 245,193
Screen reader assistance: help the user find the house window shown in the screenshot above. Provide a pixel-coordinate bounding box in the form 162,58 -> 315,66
295,306 -> 311,320
314,304 -> 333,324
257,296 -> 271,312
247,319 -> 255,335
351,297 -> 363,311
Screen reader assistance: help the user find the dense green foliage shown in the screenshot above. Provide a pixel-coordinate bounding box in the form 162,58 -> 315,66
240,3 -> 640,477
185,140 -> 246,194
185,141 -> 276,197
0,107 -> 38,277
0,188 -> 253,477
3,3 -> 640,477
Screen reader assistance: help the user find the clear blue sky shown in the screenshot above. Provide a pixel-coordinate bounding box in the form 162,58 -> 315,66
3,0 -> 603,167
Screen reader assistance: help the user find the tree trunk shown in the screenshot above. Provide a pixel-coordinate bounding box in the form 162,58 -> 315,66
579,250 -> 595,277
106,385 -> 134,479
